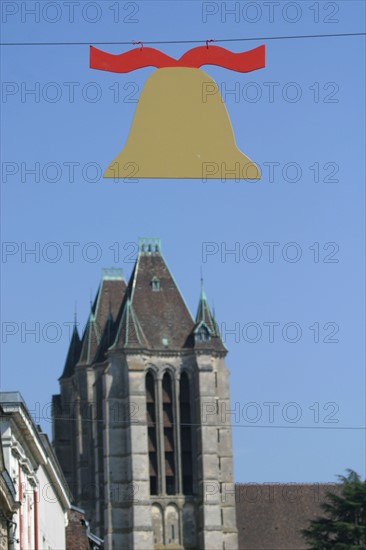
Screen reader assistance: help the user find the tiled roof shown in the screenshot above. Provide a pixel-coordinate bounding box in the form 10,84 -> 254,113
235,482 -> 342,549
123,248 -> 195,350
94,275 -> 127,332
78,274 -> 127,365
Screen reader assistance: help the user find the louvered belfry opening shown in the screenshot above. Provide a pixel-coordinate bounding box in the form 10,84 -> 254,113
179,372 -> 194,495
146,371 -> 158,495
162,372 -> 176,495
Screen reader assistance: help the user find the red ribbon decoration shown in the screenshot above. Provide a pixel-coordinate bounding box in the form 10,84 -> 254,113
90,44 -> 265,74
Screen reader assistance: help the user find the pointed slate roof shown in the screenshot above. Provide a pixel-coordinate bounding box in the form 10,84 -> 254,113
59,240 -> 226,372
118,238 -> 195,350
59,324 -> 82,380
78,312 -> 100,365
113,298 -> 149,349
93,312 -> 116,363
195,287 -> 220,335
78,268 -> 127,365
190,287 -> 226,352
94,269 -> 127,332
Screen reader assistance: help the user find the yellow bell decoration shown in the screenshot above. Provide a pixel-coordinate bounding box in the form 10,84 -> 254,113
90,44 -> 265,180
104,67 -> 260,180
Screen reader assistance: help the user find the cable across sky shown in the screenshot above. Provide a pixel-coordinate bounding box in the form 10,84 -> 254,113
0,31 -> 365,46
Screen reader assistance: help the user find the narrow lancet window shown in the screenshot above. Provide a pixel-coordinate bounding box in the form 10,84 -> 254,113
162,372 -> 176,495
146,371 -> 158,495
180,372 -> 193,495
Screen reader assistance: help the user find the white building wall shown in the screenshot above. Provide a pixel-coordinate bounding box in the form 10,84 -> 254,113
37,465 -> 67,550
0,397 -> 70,550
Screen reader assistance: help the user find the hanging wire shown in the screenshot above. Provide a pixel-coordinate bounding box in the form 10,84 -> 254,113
50,415 -> 366,430
0,32 -> 365,46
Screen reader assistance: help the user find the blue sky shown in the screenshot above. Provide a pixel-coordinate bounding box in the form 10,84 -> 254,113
1,0 -> 365,483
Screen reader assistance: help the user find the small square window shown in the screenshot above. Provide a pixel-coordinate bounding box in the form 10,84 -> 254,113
195,325 -> 211,343
151,277 -> 160,291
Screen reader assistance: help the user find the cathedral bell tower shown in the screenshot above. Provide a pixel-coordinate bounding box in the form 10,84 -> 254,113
53,238 -> 238,549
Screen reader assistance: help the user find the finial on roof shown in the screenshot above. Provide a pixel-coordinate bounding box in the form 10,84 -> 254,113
102,267 -> 124,280
199,266 -> 207,302
195,281 -> 216,330
138,237 -> 161,255
74,301 -> 78,329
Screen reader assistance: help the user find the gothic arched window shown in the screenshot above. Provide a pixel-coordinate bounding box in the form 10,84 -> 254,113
162,372 -> 176,495
146,371 -> 158,495
180,372 -> 194,495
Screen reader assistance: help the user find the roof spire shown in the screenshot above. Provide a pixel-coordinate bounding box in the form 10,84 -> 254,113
195,282 -> 221,339
59,313 -> 82,380
78,309 -> 100,365
200,265 -> 204,292
196,285 -> 209,324
199,265 -> 208,304
74,300 -> 78,328
190,284 -> 226,352
112,297 -> 148,349
107,286 -> 112,319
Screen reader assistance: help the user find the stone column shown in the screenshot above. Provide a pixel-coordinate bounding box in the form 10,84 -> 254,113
174,371 -> 182,495
215,357 -> 238,550
156,371 -> 165,496
103,352 -> 154,550
196,355 -> 223,550
127,358 -> 155,549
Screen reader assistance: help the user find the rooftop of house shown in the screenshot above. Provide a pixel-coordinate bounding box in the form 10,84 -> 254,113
0,391 -> 72,509
235,482 -> 342,550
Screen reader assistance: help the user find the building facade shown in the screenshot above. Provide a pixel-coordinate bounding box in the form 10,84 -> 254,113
52,238 -> 238,549
0,405 -> 19,550
0,393 -> 71,550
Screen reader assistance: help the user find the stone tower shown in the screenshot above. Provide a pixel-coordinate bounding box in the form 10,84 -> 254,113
53,238 -> 238,549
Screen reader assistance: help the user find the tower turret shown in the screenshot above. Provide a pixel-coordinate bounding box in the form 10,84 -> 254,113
52,240 -> 238,549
